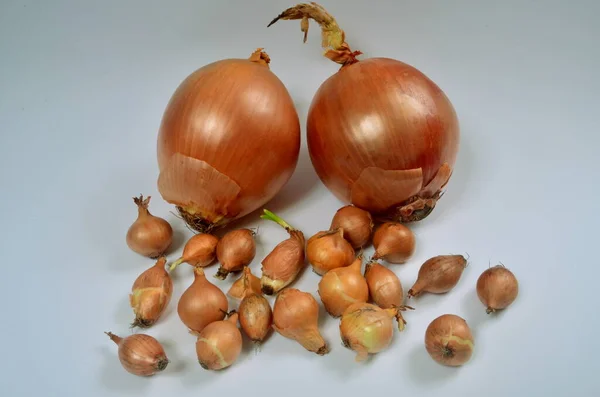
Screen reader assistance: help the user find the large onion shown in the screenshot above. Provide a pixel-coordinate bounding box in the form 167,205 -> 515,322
269,4 -> 459,222
157,49 -> 301,232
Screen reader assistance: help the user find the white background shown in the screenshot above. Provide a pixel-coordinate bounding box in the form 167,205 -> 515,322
1,0 -> 598,396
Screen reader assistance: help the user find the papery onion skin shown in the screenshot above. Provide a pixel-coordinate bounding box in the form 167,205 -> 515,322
330,205 -> 374,248
364,260 -> 403,309
157,49 -> 301,232
105,332 -> 169,376
272,288 -> 329,355
177,267 -> 228,333
269,4 -> 459,223
372,222 -> 416,264
129,257 -> 173,328
196,313 -> 243,370
228,266 -> 262,300
425,314 -> 474,366
476,265 -> 519,314
126,195 -> 173,258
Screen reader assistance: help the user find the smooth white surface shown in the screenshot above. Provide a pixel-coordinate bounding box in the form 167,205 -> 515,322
1,0 -> 599,395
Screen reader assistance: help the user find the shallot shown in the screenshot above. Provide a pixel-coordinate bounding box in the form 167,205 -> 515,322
330,205 -> 373,248
196,312 -> 242,370
306,228 -> 355,275
318,254 -> 368,317
364,260 -> 403,309
215,228 -> 256,280
372,222 -> 415,264
425,314 -> 474,366
477,265 -> 519,314
169,233 -> 219,271
408,255 -> 467,298
129,257 -> 173,328
126,195 -> 173,258
105,331 -> 169,376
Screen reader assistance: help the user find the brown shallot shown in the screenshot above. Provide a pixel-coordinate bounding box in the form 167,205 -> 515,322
196,312 -> 243,370
477,265 -> 519,314
425,314 -> 474,366
408,255 -> 467,298
330,205 -> 373,248
318,254 -> 368,317
105,331 -> 169,376
129,257 -> 173,328
169,233 -> 219,271
215,228 -> 256,280
272,288 -> 329,355
364,260 -> 403,309
227,266 -> 262,300
307,228 -> 355,275
239,287 -> 273,343
260,209 -> 306,295
372,222 -> 415,264
126,195 -> 173,258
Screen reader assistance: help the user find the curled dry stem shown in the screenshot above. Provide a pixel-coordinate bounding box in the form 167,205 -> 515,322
267,2 -> 362,67
248,48 -> 271,68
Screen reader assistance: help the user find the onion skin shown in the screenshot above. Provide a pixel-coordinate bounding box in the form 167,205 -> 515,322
476,265 -> 519,314
408,255 -> 467,298
157,49 -> 301,232
169,233 -> 219,271
129,257 -> 173,328
425,314 -> 474,366
318,255 -> 369,317
372,223 -> 416,264
126,195 -> 173,258
215,229 -> 256,280
269,4 -> 459,223
105,332 -> 169,376
196,313 -> 242,370
306,228 -> 355,276
272,288 -> 329,355
330,205 -> 373,248
228,266 -> 262,300
239,291 -> 273,343
364,260 -> 403,309
339,302 -> 404,362
260,210 -> 306,295
177,267 -> 228,333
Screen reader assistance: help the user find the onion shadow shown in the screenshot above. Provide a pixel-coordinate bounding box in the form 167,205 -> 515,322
407,343 -> 459,386
97,346 -> 152,393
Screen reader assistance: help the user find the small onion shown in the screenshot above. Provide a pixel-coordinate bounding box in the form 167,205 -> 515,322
177,267 -> 228,334
372,222 -> 415,264
339,302 -> 407,362
239,289 -> 273,343
260,209 -> 306,295
306,228 -> 355,276
228,266 -> 262,300
129,257 -> 173,328
157,49 -> 301,232
196,312 -> 243,370
169,233 -> 219,271
126,195 -> 173,258
408,255 -> 467,298
476,265 -> 519,314
269,3 -> 459,222
272,288 -> 329,355
330,205 -> 374,248
215,228 -> 257,280
364,260 -> 403,309
105,332 -> 169,376
318,255 -> 369,317
425,314 -> 474,366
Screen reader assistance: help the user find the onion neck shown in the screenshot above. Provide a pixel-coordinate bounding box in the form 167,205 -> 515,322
268,2 -> 362,68
248,48 -> 271,68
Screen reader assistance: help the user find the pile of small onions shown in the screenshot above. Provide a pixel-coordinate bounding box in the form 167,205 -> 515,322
269,3 -> 459,222
157,49 -> 301,232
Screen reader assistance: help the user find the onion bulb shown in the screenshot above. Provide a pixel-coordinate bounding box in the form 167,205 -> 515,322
105,332 -> 169,376
330,205 -> 373,248
269,3 -> 459,222
260,209 -> 306,295
372,222 -> 415,264
364,260 -> 403,309
169,233 -> 219,271
425,314 -> 474,366
157,49 -> 301,232
272,288 -> 329,355
339,302 -> 409,362
215,228 -> 256,280
177,267 -> 228,333
126,195 -> 173,258
129,257 -> 173,328
307,228 -> 355,275
228,266 -> 262,300
318,254 -> 368,317
196,312 -> 243,370
476,265 -> 519,314
408,255 -> 467,298
239,287 -> 273,343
